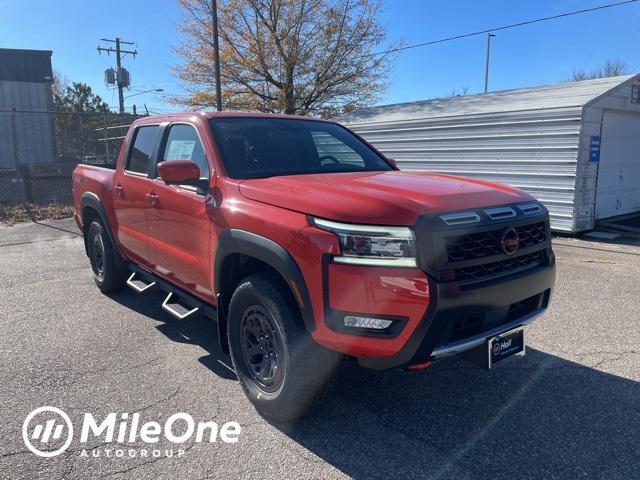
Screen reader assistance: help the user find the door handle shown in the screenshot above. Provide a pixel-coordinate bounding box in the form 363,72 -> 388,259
114,185 -> 124,197
145,193 -> 159,207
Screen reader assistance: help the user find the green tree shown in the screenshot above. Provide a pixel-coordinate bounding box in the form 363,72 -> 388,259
50,77 -> 115,164
53,81 -> 111,113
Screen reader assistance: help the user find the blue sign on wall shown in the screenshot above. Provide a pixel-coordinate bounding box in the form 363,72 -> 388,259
589,135 -> 601,162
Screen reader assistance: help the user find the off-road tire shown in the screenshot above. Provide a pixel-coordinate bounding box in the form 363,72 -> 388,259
227,272 -> 342,423
87,220 -> 128,293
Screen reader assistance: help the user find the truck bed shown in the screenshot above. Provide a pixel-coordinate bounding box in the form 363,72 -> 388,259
72,164 -> 116,231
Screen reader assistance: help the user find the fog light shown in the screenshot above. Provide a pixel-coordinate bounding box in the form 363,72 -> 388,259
343,316 -> 393,330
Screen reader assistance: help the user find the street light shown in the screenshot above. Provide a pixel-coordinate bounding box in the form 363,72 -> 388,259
124,88 -> 164,99
484,33 -> 495,94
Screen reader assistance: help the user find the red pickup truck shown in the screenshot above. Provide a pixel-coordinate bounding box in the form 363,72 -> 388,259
73,112 -> 555,421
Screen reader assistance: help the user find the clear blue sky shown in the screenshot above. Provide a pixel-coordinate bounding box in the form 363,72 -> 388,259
1,0 -> 639,113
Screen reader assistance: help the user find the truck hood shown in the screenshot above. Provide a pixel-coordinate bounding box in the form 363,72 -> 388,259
239,170 -> 533,225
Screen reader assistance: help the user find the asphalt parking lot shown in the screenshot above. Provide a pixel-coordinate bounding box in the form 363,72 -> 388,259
0,218 -> 638,479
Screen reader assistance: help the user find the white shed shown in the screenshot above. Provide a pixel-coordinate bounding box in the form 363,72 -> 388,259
338,75 -> 640,233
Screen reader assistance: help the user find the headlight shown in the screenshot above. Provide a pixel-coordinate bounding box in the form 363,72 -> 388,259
310,217 -> 417,267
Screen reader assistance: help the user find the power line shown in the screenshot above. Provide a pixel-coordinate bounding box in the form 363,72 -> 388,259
372,0 -> 639,57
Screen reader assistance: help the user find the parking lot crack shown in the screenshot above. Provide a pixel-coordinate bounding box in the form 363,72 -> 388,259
132,386 -> 182,413
33,356 -> 165,388
0,449 -> 32,458
586,350 -> 638,369
579,259 -> 618,264
76,356 -> 164,378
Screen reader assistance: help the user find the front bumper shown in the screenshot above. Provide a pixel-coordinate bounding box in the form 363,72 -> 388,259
357,253 -> 556,370
430,308 -> 542,361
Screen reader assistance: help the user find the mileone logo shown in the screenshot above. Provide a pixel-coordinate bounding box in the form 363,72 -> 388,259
23,406 -> 241,458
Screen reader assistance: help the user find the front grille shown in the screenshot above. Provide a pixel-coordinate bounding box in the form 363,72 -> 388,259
454,250 -> 545,283
507,293 -> 542,322
447,221 -> 547,262
450,314 -> 483,342
516,222 -> 547,247
414,205 -> 551,286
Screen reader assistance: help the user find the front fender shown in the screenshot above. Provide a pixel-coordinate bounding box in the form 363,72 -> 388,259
214,229 -> 315,333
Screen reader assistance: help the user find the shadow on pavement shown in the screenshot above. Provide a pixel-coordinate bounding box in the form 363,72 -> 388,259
32,219 -> 81,236
280,350 -> 639,479
108,288 -> 237,381
107,288 -> 638,479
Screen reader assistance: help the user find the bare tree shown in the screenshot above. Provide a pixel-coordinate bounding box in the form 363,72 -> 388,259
448,85 -> 470,97
173,0 -> 400,117
569,59 -> 630,82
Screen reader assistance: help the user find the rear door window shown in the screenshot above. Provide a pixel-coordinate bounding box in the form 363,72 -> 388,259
126,125 -> 159,175
161,124 -> 209,179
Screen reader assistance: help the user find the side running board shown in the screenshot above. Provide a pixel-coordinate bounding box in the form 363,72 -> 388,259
125,265 -> 217,323
162,292 -> 199,320
124,265 -> 222,350
126,272 -> 156,292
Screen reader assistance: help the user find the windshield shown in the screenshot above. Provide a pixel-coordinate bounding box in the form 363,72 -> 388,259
209,117 -> 393,179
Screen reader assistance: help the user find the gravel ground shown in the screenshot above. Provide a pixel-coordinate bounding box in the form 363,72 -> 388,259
0,219 -> 638,479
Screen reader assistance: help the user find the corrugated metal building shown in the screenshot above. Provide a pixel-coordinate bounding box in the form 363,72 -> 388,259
338,75 -> 640,232
0,48 -> 55,169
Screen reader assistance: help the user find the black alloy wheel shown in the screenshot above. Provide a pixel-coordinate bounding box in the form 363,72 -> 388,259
239,305 -> 285,392
90,231 -> 106,282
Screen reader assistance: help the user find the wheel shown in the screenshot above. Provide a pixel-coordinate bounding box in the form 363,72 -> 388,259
227,272 -> 342,423
87,220 -> 128,293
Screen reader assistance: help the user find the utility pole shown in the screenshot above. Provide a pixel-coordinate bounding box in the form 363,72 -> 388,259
483,33 -> 495,94
98,38 -> 138,113
211,0 -> 222,111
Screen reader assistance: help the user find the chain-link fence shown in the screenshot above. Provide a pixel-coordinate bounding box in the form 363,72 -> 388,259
0,110 -> 144,220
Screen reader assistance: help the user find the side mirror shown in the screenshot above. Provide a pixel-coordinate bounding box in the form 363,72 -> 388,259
157,160 -> 208,192
387,158 -> 398,168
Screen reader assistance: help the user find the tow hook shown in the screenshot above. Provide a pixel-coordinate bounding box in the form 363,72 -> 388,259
406,360 -> 432,371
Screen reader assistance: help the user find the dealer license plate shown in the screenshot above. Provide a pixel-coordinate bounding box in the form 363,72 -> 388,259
488,328 -> 525,368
